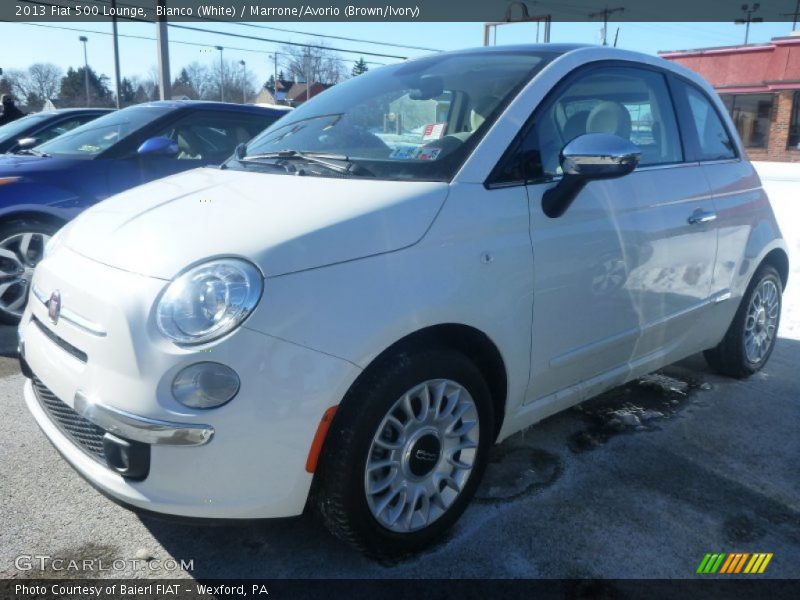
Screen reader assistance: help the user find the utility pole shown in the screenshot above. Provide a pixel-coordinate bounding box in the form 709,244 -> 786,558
111,0 -> 122,108
239,60 -> 246,104
304,49 -> 310,102
216,46 -> 224,102
735,3 -> 763,45
156,0 -> 171,100
589,6 -> 624,46
79,36 -> 90,106
782,0 -> 800,31
269,53 -> 279,104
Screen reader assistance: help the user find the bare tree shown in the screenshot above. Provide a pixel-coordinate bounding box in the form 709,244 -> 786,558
2,69 -> 31,102
279,44 -> 347,85
207,60 -> 258,103
27,63 -> 63,103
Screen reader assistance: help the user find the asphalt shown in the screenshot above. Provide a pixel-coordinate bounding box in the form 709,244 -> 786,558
0,178 -> 798,580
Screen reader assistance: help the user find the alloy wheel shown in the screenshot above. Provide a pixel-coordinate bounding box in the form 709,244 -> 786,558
364,378 -> 480,533
744,279 -> 780,364
0,231 -> 50,318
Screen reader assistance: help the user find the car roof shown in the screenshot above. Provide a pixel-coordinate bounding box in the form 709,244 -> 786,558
37,108 -> 115,116
441,43 -> 590,57
133,100 -> 288,116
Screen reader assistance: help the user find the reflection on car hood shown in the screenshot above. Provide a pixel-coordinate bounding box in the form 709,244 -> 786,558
62,167 -> 448,280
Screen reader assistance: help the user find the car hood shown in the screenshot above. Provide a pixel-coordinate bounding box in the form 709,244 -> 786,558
0,153 -> 87,174
62,167 -> 448,280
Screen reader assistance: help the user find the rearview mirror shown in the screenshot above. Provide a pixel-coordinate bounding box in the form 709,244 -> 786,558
542,133 -> 640,218
137,136 -> 179,157
16,137 -> 38,150
408,75 -> 444,101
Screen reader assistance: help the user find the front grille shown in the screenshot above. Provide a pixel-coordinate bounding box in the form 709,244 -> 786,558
32,376 -> 106,463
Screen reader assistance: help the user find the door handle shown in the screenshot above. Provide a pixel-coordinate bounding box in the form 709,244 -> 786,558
687,210 -> 717,225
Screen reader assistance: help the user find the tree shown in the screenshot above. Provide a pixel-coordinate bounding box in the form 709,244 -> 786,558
280,44 -> 346,85
59,66 -> 113,107
351,57 -> 369,77
118,77 -> 136,106
27,63 -> 63,104
207,59 -> 257,103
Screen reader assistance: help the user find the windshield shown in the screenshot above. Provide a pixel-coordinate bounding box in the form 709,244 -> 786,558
236,50 -> 558,181
0,113 -> 51,143
37,105 -> 171,158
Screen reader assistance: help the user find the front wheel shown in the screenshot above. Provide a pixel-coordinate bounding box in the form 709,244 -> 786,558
0,219 -> 59,324
315,347 -> 493,559
704,264 -> 782,378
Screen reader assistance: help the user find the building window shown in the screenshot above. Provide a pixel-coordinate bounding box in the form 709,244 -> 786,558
789,92 -> 800,150
720,93 -> 774,149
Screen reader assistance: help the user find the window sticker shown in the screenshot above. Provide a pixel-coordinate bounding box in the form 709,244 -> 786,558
389,145 -> 419,159
414,146 -> 442,161
421,122 -> 447,141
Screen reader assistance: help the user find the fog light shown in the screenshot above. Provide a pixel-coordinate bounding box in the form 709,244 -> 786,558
172,362 -> 240,409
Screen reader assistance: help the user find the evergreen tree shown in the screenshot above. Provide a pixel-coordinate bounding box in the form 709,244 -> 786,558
59,66 -> 113,107
351,57 -> 369,77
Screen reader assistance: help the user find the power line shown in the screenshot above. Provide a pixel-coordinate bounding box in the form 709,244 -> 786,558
86,0 -> 441,52
0,21 -> 390,68
14,0 -> 410,60
167,23 -> 409,59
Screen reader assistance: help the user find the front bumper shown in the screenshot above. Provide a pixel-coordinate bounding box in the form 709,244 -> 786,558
21,247 -> 361,519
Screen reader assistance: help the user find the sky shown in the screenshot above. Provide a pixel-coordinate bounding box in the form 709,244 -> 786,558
0,20 -> 797,89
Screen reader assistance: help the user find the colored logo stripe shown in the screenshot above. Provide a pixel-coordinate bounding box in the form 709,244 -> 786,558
697,553 -> 773,574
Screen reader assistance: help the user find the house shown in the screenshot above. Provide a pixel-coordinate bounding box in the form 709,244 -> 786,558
660,33 -> 800,162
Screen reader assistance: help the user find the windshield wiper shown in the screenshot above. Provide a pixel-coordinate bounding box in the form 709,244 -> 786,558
241,150 -> 370,176
14,148 -> 50,157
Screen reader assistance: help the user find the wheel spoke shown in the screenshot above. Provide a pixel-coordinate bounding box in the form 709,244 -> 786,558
385,488 -> 407,526
403,485 -> 423,530
368,467 -> 398,495
19,233 -> 33,263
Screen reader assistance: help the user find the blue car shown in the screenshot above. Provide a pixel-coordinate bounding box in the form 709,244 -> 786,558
0,108 -> 114,154
0,100 -> 285,322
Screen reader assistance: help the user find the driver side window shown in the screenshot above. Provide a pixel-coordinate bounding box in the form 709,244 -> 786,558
494,66 -> 684,184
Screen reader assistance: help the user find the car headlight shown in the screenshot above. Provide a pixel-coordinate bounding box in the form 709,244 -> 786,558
156,259 -> 263,345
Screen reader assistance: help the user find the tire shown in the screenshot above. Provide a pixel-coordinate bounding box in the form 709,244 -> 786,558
314,346 -> 494,559
704,264 -> 782,378
0,219 -> 60,325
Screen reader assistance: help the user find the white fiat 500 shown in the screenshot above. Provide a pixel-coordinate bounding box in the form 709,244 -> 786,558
21,45 -> 788,557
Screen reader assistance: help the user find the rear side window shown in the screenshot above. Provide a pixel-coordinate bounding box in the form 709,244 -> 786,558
679,82 -> 737,161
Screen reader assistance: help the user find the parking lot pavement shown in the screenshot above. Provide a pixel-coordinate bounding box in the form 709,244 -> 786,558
1,174 -> 798,579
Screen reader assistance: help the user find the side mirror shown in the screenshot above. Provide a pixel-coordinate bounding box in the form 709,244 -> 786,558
542,133 -> 640,218
137,136 -> 179,157
16,137 -> 38,150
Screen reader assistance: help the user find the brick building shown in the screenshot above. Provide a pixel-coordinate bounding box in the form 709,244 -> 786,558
660,34 -> 800,162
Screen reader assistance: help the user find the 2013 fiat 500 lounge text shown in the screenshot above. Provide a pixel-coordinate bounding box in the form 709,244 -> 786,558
20,45 -> 788,557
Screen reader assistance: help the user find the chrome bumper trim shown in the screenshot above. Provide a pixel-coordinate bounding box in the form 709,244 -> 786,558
74,391 -> 214,446
31,285 -> 107,337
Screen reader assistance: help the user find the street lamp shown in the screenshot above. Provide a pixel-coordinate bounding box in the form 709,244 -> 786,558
735,3 -> 763,45
79,36 -> 90,107
216,46 -> 224,102
239,60 -> 246,104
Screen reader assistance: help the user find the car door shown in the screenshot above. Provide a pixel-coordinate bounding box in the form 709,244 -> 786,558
671,78 -> 754,300
498,64 -> 718,412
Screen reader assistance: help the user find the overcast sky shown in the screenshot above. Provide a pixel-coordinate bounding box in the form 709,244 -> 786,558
1,20 -> 795,86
